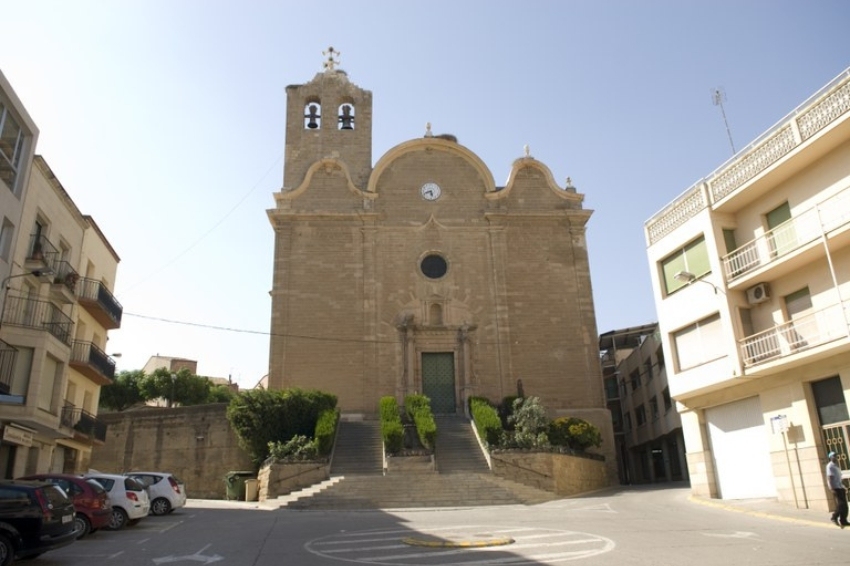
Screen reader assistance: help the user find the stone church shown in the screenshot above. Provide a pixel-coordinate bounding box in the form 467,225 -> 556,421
266,52 -> 612,459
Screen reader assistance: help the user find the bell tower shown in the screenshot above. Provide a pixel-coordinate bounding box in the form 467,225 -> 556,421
282,47 -> 373,190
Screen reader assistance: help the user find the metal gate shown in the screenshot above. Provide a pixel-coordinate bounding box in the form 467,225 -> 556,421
421,352 -> 456,414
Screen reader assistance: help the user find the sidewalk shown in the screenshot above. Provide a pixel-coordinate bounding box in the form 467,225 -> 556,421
689,494 -> 840,529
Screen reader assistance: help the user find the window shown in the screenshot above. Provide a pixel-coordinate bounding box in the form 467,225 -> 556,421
630,369 -> 641,391
420,254 -> 448,279
0,101 -> 25,192
635,404 -> 646,426
624,411 -> 632,431
656,348 -> 665,372
644,359 -> 653,382
661,236 -> 710,294
0,217 -> 13,261
604,377 -> 619,400
812,376 -> 849,425
662,387 -> 672,412
673,313 -> 726,370
766,202 -> 796,257
649,396 -> 659,419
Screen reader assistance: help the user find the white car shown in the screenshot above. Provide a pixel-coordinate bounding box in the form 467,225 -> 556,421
85,472 -> 150,529
124,472 -> 187,516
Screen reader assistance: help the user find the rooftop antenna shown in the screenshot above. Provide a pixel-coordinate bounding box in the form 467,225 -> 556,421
712,87 -> 736,155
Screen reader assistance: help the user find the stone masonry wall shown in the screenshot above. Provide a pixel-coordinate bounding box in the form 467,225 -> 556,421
89,404 -> 254,499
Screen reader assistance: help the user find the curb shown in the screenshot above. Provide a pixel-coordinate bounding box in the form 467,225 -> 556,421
688,495 -> 833,529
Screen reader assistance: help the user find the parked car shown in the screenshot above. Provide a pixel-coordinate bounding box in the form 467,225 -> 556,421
0,479 -> 78,565
18,474 -> 111,539
84,473 -> 150,530
124,472 -> 186,516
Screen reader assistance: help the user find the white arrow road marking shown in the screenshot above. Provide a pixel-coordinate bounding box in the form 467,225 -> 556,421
152,544 -> 224,564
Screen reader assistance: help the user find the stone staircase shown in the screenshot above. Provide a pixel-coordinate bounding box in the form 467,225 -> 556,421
329,419 -> 383,475
281,415 -> 559,509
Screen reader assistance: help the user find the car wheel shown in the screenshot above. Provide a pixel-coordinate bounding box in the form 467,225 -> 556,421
0,533 -> 13,566
74,513 -> 92,539
109,507 -> 129,530
150,497 -> 172,516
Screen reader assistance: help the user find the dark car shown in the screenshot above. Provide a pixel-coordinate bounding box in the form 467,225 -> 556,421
18,474 -> 111,539
0,479 -> 78,565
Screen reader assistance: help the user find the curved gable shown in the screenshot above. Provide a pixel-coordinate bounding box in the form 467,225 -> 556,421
367,137 -> 496,194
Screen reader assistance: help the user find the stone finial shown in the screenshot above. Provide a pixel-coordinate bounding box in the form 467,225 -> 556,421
322,46 -> 341,71
524,144 -> 530,157
425,122 -> 433,137
565,177 -> 576,192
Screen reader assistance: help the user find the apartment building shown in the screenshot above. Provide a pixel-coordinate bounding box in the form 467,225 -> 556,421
600,323 -> 687,485
1,149 -> 122,476
645,67 -> 850,510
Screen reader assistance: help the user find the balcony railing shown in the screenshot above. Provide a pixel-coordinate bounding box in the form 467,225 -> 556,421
60,404 -> 107,443
51,260 -> 80,293
739,302 -> 850,367
76,278 -> 123,329
1,295 -> 74,345
0,339 -> 16,395
723,185 -> 850,281
70,341 -> 115,384
646,66 -> 850,246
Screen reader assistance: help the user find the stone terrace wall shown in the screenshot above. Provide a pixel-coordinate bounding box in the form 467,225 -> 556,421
90,404 -> 254,499
491,451 -> 609,496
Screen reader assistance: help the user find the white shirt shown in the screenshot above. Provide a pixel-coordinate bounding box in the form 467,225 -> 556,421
826,460 -> 843,490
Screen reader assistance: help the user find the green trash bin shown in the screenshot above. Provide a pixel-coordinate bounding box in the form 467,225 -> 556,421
224,471 -> 255,501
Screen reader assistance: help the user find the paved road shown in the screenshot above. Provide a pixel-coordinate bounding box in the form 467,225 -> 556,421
47,485 -> 849,566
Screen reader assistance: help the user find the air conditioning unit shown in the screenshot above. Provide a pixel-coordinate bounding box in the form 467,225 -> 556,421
746,283 -> 771,305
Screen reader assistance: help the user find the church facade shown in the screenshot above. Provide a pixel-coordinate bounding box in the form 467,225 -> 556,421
267,54 -> 613,466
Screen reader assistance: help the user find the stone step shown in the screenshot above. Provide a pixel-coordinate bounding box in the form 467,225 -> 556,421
284,473 -> 533,510
330,420 -> 383,475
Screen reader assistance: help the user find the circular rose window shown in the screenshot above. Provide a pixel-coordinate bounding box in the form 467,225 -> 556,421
420,254 -> 448,279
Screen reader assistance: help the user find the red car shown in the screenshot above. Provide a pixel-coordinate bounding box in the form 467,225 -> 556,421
18,474 -> 112,538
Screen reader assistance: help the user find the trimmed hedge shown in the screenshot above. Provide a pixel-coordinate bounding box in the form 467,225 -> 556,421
404,394 -> 436,450
379,396 -> 404,454
469,396 -> 503,447
314,408 -> 339,455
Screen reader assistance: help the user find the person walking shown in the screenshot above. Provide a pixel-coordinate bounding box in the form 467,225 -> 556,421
826,451 -> 849,528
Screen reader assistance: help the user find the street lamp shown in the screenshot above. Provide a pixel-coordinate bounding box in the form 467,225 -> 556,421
169,372 -> 177,408
673,270 -> 724,295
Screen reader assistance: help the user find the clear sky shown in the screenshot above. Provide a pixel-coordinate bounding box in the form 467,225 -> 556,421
2,1 -> 849,389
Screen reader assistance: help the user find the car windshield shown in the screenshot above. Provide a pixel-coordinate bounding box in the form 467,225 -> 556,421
42,485 -> 71,507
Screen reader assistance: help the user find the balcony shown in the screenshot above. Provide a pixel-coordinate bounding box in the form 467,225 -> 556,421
24,234 -> 59,274
69,341 -> 115,385
60,404 -> 107,444
0,295 -> 74,345
723,184 -> 850,285
0,339 -> 16,395
739,301 -> 850,367
77,278 -> 122,330
49,260 -> 80,304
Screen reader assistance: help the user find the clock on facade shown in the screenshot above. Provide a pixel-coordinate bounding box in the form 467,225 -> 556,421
420,182 -> 441,201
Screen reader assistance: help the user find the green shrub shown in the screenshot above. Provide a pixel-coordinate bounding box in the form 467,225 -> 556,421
379,396 -> 404,454
227,388 -> 337,465
548,417 -> 602,451
268,434 -> 319,461
404,394 -> 436,450
507,397 -> 550,449
314,408 -> 339,455
498,395 -> 519,430
469,396 -> 503,446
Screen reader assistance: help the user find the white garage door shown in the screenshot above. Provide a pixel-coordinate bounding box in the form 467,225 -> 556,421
706,396 -> 776,499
